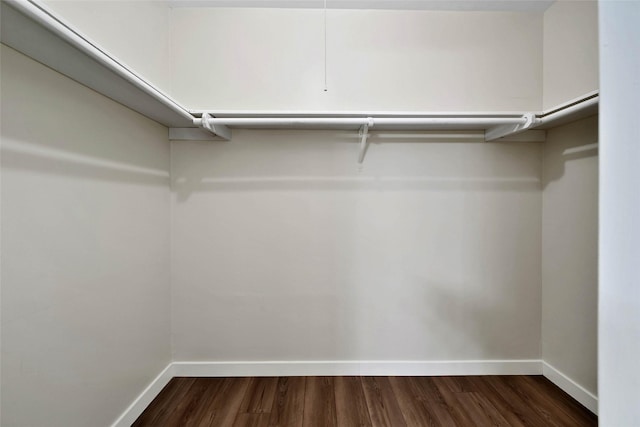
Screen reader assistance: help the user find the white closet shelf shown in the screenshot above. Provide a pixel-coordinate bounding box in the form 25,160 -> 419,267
0,0 -> 195,129
2,0 -> 598,148
535,92 -> 599,130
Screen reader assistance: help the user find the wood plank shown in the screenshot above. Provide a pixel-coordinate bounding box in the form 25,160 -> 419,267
361,377 -> 407,427
239,377 -> 278,414
430,377 -> 478,426
467,376 -> 538,427
268,377 -> 306,427
196,377 -> 250,427
131,378 -> 181,426
233,413 -> 271,427
494,375 -> 567,427
166,378 -> 221,427
438,376 -> 477,393
408,377 -> 458,425
388,377 -> 438,427
520,376 -> 597,426
303,377 -> 337,427
154,378 -> 214,426
334,377 -> 372,426
133,378 -> 195,426
409,377 -> 444,401
180,378 -> 226,427
470,390 -> 515,426
502,376 -> 579,427
532,376 -> 597,422
455,391 -> 512,427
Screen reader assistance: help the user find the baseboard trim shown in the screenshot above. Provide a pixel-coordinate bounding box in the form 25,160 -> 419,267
172,359 -> 543,377
111,363 -> 174,427
112,359 -> 601,424
542,362 -> 598,415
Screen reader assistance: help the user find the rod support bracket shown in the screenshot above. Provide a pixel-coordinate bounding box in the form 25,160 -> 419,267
198,112 -> 232,140
485,112 -> 539,142
523,112 -> 536,128
358,117 -> 374,164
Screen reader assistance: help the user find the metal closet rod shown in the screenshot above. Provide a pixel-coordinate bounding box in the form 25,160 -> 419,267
194,93 -> 599,134
193,116 -> 528,127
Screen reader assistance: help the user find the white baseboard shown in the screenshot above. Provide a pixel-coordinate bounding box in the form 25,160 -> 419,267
172,359 -> 542,377
111,363 -> 175,427
110,359 -> 598,425
542,362 -> 598,415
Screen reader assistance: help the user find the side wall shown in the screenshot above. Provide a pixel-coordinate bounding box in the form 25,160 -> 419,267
541,0 -> 599,412
0,46 -> 172,427
170,8 -> 543,111
543,0 -> 598,109
541,116 -> 598,411
171,132 -> 542,364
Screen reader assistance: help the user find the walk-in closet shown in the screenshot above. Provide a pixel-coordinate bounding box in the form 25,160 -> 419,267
1,1 -> 638,426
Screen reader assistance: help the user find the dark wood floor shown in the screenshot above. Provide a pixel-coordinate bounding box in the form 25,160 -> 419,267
133,376 -> 597,426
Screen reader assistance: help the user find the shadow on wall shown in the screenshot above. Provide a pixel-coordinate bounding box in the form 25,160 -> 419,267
421,280 -> 521,359
542,115 -> 599,189
347,278 -> 528,359
1,140 -> 169,187
2,141 -> 169,187
171,130 -> 541,202
173,175 -> 541,201
1,45 -> 170,186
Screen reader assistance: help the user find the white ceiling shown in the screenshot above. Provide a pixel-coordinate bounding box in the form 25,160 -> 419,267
168,0 -> 555,12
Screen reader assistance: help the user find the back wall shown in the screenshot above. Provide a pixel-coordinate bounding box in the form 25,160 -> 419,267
171,132 -> 542,362
170,8 -> 543,112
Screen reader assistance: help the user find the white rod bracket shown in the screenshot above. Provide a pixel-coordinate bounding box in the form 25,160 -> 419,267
358,117 -> 374,164
484,112 -> 538,141
198,112 -> 232,140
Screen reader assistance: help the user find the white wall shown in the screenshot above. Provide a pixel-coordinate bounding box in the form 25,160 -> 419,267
543,0 -> 598,109
171,132 -> 542,362
170,8 -> 543,111
0,46 -> 171,427
542,116 -> 598,397
43,0 -> 172,93
599,1 -> 640,425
